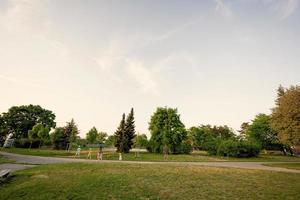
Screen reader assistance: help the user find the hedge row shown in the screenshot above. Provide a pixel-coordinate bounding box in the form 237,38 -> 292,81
205,139 -> 261,157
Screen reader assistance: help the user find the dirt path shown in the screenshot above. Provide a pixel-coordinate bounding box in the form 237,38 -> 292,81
1,151 -> 299,173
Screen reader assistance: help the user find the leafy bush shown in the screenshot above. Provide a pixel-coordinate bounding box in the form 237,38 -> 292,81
179,140 -> 193,154
206,139 -> 261,157
14,138 -> 42,148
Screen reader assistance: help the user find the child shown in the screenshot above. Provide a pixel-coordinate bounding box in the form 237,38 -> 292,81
87,148 -> 92,159
74,145 -> 81,158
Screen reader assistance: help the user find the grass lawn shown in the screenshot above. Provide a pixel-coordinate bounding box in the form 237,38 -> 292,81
0,155 -> 14,164
0,163 -> 299,200
0,147 -> 74,157
263,163 -> 300,170
2,148 -> 300,162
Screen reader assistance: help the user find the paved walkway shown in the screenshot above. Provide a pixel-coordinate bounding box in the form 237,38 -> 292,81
1,151 -> 300,173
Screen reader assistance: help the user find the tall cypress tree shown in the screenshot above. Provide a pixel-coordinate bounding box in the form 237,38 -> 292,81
114,113 -> 126,153
124,108 -> 136,153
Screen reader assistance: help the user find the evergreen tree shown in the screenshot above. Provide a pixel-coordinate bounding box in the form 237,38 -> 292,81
64,119 -> 79,149
114,113 -> 126,153
124,108 -> 136,153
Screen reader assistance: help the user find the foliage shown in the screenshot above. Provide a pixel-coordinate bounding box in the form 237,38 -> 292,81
124,108 -> 136,153
271,85 -> 300,147
246,114 -> 279,149
114,108 -> 136,153
148,107 -> 187,154
0,104 -> 56,139
105,135 -> 116,147
86,127 -> 98,144
114,113 -> 126,153
86,127 -> 108,145
133,134 -> 148,148
76,138 -> 88,148
63,119 -> 79,146
28,124 -> 50,148
188,125 -> 235,150
206,138 -> 261,157
50,127 -> 66,150
238,122 -> 250,139
178,139 -> 193,154
0,115 -> 6,146
14,138 -> 41,148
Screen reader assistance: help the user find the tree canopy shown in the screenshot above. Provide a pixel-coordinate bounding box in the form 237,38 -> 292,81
114,113 -> 126,153
246,113 -> 278,149
271,85 -> 300,147
0,104 -> 56,139
148,107 -> 187,154
86,127 -> 108,144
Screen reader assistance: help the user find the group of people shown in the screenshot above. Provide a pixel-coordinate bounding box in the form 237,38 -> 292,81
74,146 -> 103,160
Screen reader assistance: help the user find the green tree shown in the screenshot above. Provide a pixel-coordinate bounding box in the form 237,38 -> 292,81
86,127 -> 98,144
188,125 -> 235,150
64,119 -> 79,149
105,135 -> 116,147
0,105 -> 56,139
271,85 -> 300,153
0,114 -> 7,145
50,127 -> 65,150
28,124 -> 50,148
238,122 -> 250,139
114,113 -> 126,153
247,114 -> 278,149
148,107 -> 187,154
124,108 -> 136,153
133,133 -> 148,148
98,131 -> 108,144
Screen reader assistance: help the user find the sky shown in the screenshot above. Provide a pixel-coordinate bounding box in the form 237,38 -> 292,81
0,0 -> 299,138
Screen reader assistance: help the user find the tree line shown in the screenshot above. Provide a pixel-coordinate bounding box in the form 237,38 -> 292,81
0,85 -> 299,157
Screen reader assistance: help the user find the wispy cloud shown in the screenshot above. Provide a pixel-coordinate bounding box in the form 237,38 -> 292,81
126,59 -> 158,95
93,38 -> 159,94
215,0 -> 234,20
278,0 -> 298,19
264,0 -> 299,20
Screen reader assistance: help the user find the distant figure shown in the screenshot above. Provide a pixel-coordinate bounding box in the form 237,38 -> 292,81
119,153 -> 123,161
74,146 -> 81,158
87,148 -> 92,159
97,148 -> 103,160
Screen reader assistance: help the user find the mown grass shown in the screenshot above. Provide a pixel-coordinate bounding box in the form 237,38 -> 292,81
0,147 -> 74,157
1,148 -> 300,162
0,163 -> 299,200
0,155 -> 13,164
263,163 -> 300,170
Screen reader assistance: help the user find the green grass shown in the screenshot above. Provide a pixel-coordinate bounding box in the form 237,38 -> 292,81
1,148 -> 300,162
0,155 -> 13,164
0,147 -> 74,157
263,163 -> 300,170
0,163 -> 299,200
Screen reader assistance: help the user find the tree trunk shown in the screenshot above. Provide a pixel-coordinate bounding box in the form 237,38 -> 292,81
282,146 -> 287,156
29,141 -> 32,149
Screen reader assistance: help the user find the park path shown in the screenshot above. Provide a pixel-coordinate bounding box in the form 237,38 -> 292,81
0,151 -> 300,173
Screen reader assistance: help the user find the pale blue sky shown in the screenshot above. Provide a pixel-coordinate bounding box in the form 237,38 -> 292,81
0,0 -> 299,137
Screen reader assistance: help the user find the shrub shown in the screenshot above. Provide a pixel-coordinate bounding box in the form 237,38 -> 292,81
179,140 -> 193,154
206,139 -> 261,158
14,138 -> 41,148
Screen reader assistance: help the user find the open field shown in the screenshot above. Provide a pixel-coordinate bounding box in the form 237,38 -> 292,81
0,163 -> 299,200
263,163 -> 300,170
1,148 -> 300,162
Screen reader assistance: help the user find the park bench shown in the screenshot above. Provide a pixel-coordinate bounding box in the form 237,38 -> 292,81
0,169 -> 11,179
